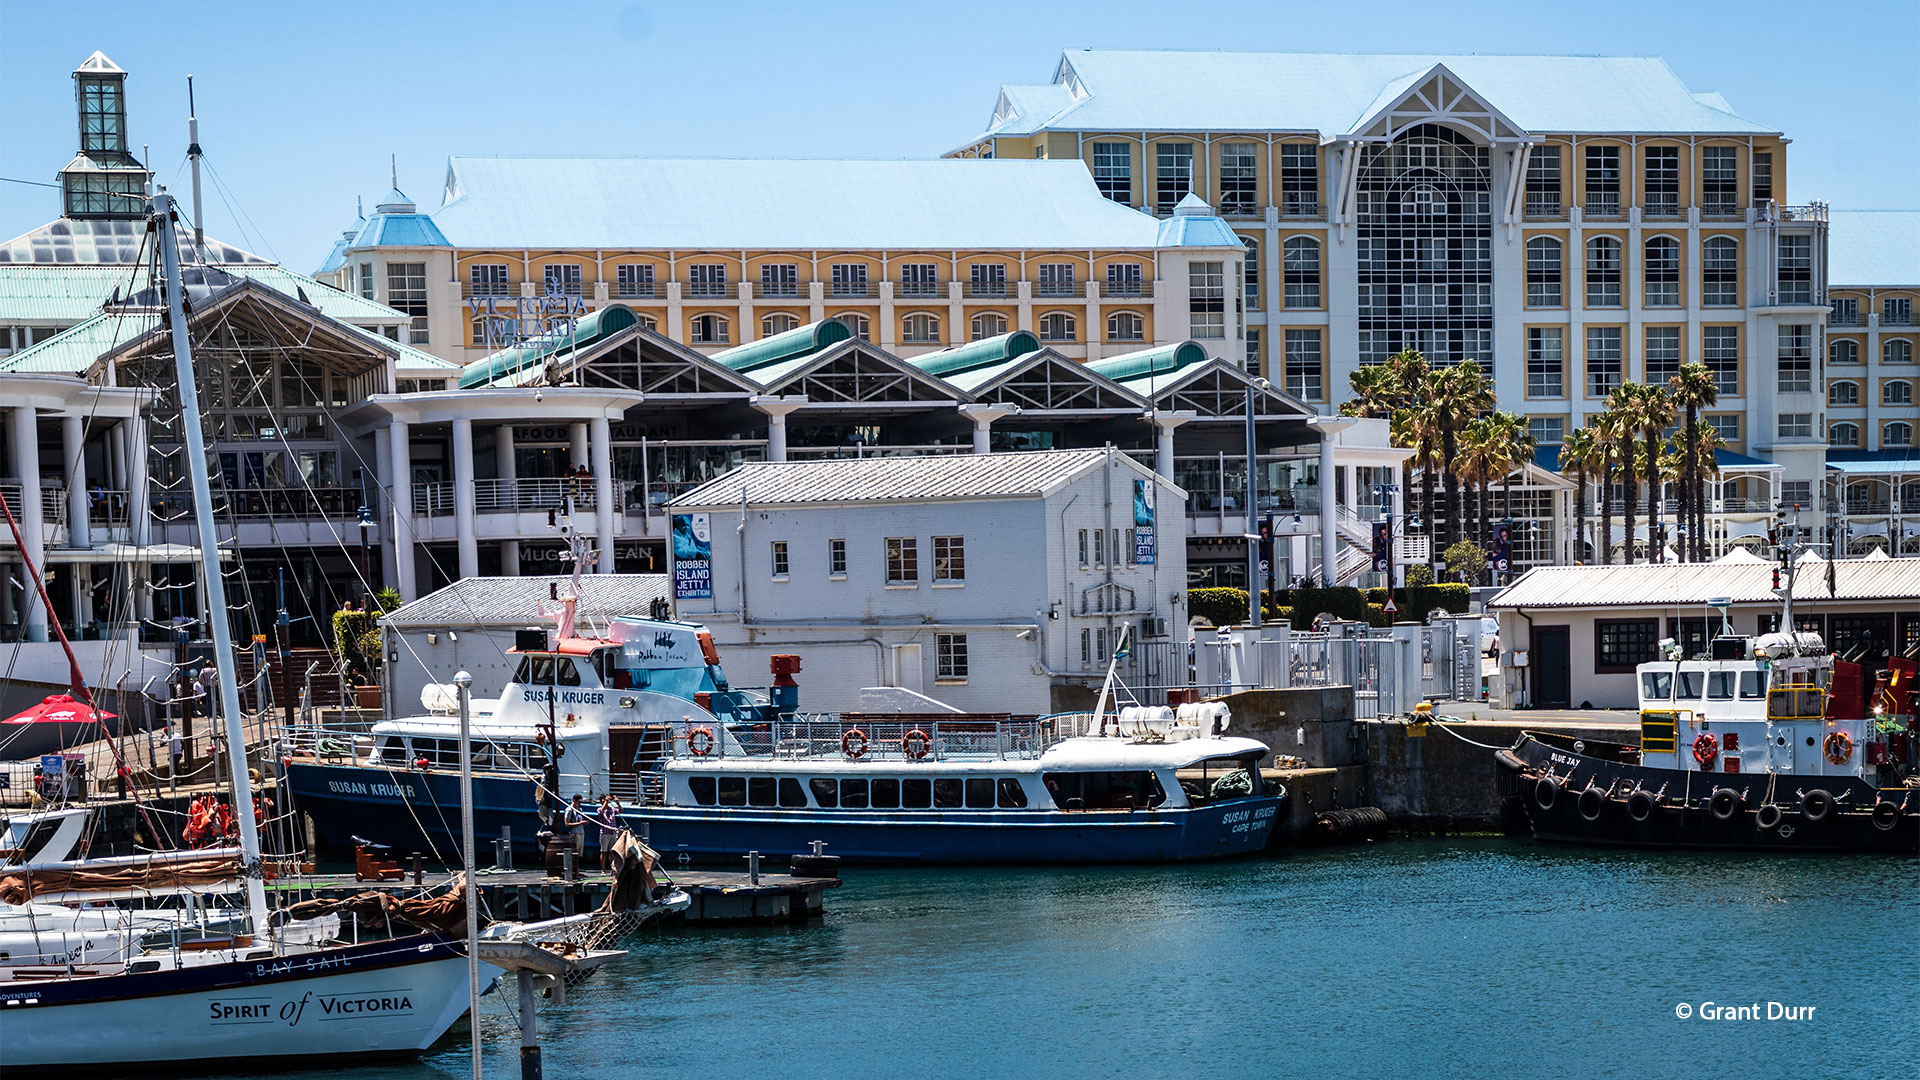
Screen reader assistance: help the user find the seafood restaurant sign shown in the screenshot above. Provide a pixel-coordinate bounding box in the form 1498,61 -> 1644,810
673,513 -> 713,599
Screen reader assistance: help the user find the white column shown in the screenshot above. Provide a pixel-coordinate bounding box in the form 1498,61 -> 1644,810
452,417 -> 478,581
373,427 -> 397,589
751,395 -> 807,463
388,420 -> 417,600
1083,281 -> 1102,363
1152,411 -> 1197,481
569,423 -> 589,471
62,415 -> 89,550
9,406 -> 46,640
125,416 -> 150,549
590,417 -> 615,574
1307,415 -> 1358,587
494,424 -> 519,574
958,404 -> 1014,455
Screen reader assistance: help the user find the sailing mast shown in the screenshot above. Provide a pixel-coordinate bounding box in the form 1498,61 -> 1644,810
152,190 -> 270,934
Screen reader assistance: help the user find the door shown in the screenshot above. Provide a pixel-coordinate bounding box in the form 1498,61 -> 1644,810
1532,626 -> 1571,709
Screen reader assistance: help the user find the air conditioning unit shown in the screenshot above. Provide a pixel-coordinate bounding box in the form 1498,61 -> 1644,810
1144,617 -> 1169,639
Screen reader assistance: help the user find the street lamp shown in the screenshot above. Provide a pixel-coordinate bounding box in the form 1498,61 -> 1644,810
356,501 -> 375,610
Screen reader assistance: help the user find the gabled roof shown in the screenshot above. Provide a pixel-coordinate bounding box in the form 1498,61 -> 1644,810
673,448 -> 1174,509
458,304 -> 641,388
0,261 -> 405,325
943,347 -> 1150,411
0,310 -> 159,373
738,337 -> 960,401
1828,210 -> 1920,287
1489,558 -> 1920,609
976,50 -> 1775,139
383,574 -> 670,629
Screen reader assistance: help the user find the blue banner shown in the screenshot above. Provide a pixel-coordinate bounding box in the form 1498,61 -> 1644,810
1134,480 -> 1156,564
671,513 -> 713,599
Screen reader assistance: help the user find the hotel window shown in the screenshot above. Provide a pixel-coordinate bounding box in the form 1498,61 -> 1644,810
615,263 -> 655,298
1830,297 -> 1858,326
1529,417 -> 1564,450
1777,326 -> 1813,392
386,263 -> 429,343
1156,142 -> 1194,213
1105,262 -> 1143,297
935,634 -> 968,681
1189,261 -> 1226,338
1595,618 -> 1659,673
1752,152 -> 1773,204
1524,146 -> 1561,215
969,262 -> 1007,298
1888,422 -> 1915,447
770,541 -> 789,578
1283,237 -> 1320,309
1245,328 -> 1262,376
1526,327 -> 1564,397
1830,422 -> 1859,448
1705,414 -> 1740,444
1038,312 -> 1076,342
1107,311 -> 1144,342
761,313 -> 800,337
688,264 -> 728,298
543,263 -> 582,296
1777,236 -> 1812,304
1702,147 -> 1738,215
1525,237 -> 1562,307
885,537 -> 918,584
898,262 -> 939,298
1220,143 -> 1259,215
932,536 -> 965,583
1885,297 -> 1913,326
1643,146 -> 1679,216
1887,380 -> 1914,405
901,312 -> 940,343
1586,326 -> 1622,397
1242,238 -> 1259,309
971,312 -> 1008,341
830,263 -> 869,299
1093,142 -> 1132,203
1779,480 -> 1811,508
1777,413 -> 1812,439
759,263 -> 798,298
1037,263 -> 1076,298
1887,339 -> 1914,365
358,262 -> 375,299
1829,381 -> 1859,405
1702,237 -> 1739,306
690,313 -> 730,344
468,263 -> 510,296
1703,326 -> 1740,395
1584,146 -> 1621,215
828,539 -> 846,576
837,313 -> 870,341
1585,237 -> 1622,307
1830,339 -> 1859,366
1280,145 -> 1319,215
1644,236 -> 1680,307
1284,329 -> 1322,401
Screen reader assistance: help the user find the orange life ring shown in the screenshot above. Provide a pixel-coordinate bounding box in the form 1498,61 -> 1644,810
841,728 -> 870,759
1823,730 -> 1853,766
1691,732 -> 1718,768
901,728 -> 932,761
687,727 -> 716,757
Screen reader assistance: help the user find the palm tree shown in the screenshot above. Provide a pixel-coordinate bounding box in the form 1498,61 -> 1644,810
1431,360 -> 1493,553
1494,411 -> 1536,528
1560,426 -> 1599,564
1341,363 -> 1397,419
1638,384 -> 1675,563
1400,396 -> 1444,577
1459,416 -> 1499,556
1692,425 -> 1727,558
1605,386 -> 1641,564
1668,363 -> 1718,562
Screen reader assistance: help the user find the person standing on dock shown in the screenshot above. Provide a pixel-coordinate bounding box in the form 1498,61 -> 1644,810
563,794 -> 588,857
597,794 -> 622,874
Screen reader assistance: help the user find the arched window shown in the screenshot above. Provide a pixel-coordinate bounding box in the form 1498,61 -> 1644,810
1585,236 -> 1622,307
970,312 -> 1008,341
1401,184 -> 1447,216
1038,312 -> 1076,342
1643,236 -> 1680,307
1829,422 -> 1859,447
1242,237 -> 1260,308
901,312 -> 941,344
1107,311 -> 1144,342
1829,381 -> 1859,406
834,314 -> 870,341
690,313 -> 729,344
1886,380 -> 1914,405
1830,338 -> 1859,365
761,313 -> 800,338
1525,237 -> 1562,307
1886,339 -> 1914,365
1702,236 -> 1739,305
1283,237 -> 1320,309
1887,422 -> 1915,447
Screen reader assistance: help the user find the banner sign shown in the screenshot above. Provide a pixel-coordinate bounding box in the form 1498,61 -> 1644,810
1133,479 -> 1156,565
672,513 -> 713,599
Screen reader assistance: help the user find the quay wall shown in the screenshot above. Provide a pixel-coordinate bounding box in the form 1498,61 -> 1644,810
1362,717 -> 1637,830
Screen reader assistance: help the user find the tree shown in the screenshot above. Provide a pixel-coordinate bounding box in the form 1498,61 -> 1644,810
1459,416 -> 1499,554
1668,363 -> 1718,562
1638,384 -> 1675,563
1604,387 -> 1640,564
1493,411 -> 1536,534
1561,426 -> 1599,564
1692,424 -> 1727,558
1431,360 -> 1493,553
1442,539 -> 1487,584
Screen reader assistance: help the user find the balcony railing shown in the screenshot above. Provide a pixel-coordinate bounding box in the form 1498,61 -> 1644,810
1583,196 -> 1623,218
1644,199 -> 1683,219
1280,198 -> 1321,217
1219,197 -> 1261,217
614,281 -> 660,300
896,280 -> 943,299
1701,199 -> 1743,219
830,282 -> 873,300
685,282 -> 737,299
1829,312 -> 1861,327
1035,281 -> 1083,298
1523,196 -> 1565,219
412,477 -> 601,517
462,281 -> 514,298
757,281 -> 800,299
1103,281 -> 1152,299
1885,313 -> 1914,327
541,281 -> 584,297
965,281 -> 1009,299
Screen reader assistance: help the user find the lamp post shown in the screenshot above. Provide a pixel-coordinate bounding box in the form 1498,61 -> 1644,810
356,502 -> 375,611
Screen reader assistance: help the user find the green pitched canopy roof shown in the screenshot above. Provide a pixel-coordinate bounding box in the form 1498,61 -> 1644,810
1086,341 -> 1208,384
458,303 -> 639,389
907,331 -> 1041,377
709,318 -> 852,373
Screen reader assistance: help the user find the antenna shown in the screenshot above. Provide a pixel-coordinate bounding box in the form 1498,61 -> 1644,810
391,153 -> 398,190
186,75 -> 205,258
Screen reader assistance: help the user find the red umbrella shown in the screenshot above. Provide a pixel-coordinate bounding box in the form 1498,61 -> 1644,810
2,694 -> 117,725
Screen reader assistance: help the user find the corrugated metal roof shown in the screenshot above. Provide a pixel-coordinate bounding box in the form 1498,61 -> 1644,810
383,574 -> 670,628
709,318 -> 853,372
1828,210 -> 1920,287
427,157 -> 1225,251
0,264 -> 406,324
1488,557 -> 1920,609
349,211 -> 450,249
0,311 -> 158,373
673,448 -> 1168,509
908,331 -> 1041,378
459,304 -> 637,387
987,50 -> 1775,137
1825,449 -> 1920,476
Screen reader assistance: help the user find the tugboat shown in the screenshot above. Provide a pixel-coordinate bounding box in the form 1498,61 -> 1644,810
1495,536 -> 1918,853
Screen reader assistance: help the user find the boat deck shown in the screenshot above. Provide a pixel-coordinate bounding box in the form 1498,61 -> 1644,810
266,866 -> 837,925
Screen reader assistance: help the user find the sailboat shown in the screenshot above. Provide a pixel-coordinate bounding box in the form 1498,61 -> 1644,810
0,192 -> 496,1074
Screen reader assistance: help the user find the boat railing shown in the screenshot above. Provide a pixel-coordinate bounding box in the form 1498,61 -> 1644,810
279,725 -> 374,764
677,713 -> 1098,762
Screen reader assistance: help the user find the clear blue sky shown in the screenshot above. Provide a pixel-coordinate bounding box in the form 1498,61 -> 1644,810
3,0 -> 1914,272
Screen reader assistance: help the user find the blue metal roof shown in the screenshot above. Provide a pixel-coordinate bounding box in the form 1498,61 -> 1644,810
350,211 -> 449,249
1828,210 -> 1920,287
983,50 -> 1775,138
1826,448 -> 1920,475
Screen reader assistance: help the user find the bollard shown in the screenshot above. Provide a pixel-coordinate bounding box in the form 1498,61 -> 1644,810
562,849 -> 574,882
746,849 -> 760,885
494,837 -> 508,871
638,821 -> 651,847
810,840 -> 827,856
502,825 -> 513,872
412,854 -> 423,886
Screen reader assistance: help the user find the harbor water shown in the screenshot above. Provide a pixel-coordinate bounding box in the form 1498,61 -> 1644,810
179,838 -> 1909,1079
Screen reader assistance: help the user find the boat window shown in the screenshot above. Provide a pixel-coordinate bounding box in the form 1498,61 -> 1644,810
717,777 -> 746,807
777,778 -> 807,808
747,777 -> 777,808
1739,671 -> 1767,699
556,659 -> 582,687
1676,671 -> 1704,699
375,736 -> 403,760
870,778 -> 900,809
1044,770 -> 1165,811
515,656 -> 556,685
840,778 -> 870,809
902,778 -> 932,809
1641,671 -> 1672,700
688,776 -> 717,806
1707,672 -> 1736,700
933,778 -> 964,809
965,778 -> 996,809
809,777 -> 839,808
997,778 -> 1028,809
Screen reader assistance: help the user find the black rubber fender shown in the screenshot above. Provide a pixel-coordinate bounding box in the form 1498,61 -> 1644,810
1577,787 -> 1604,822
1801,789 -> 1834,823
1626,790 -> 1656,823
1709,788 -> 1740,821
1755,803 -> 1783,830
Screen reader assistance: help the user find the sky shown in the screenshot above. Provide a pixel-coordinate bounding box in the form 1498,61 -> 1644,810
2,0 -> 1914,273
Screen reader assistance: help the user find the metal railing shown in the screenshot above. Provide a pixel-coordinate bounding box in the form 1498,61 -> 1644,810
896,280 -> 943,299
685,282 -> 737,299
1280,199 -> 1322,217
1523,196 -> 1566,219
964,281 -> 1010,299
1102,281 -> 1152,299
829,282 -> 872,299
615,282 -> 660,300
1829,312 -> 1861,327
1884,313 -> 1914,327
672,714 -> 1099,763
1034,282 -> 1083,298
756,281 -> 800,299
462,282 -> 515,298
411,477 -> 601,516
1583,197 -> 1623,217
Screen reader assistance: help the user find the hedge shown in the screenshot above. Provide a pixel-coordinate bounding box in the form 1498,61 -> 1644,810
1191,583 -> 1468,629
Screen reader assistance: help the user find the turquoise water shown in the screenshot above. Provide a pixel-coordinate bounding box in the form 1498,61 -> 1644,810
203,839 -> 1913,1078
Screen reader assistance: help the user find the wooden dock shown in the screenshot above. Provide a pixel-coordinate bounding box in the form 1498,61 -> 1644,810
265,866 -> 838,925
